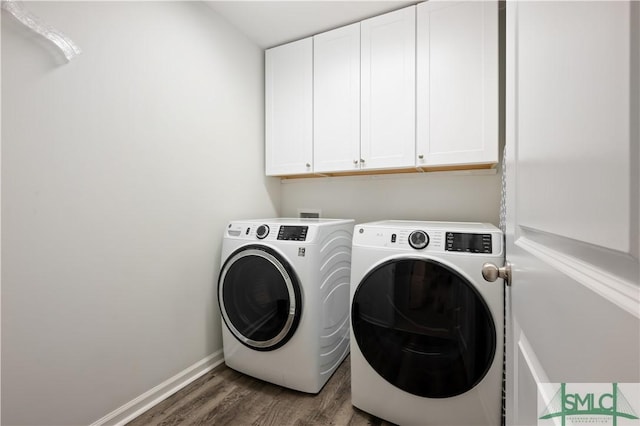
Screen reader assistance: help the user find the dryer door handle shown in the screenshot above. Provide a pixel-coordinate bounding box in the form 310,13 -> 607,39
482,262 -> 512,286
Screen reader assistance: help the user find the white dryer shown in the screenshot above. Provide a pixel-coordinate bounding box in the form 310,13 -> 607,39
350,220 -> 504,425
218,218 -> 354,393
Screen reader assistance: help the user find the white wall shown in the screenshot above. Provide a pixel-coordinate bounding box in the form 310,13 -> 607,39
281,171 -> 501,225
1,2 -> 279,425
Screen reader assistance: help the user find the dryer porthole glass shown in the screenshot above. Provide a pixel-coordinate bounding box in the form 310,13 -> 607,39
218,246 -> 302,351
351,258 -> 496,398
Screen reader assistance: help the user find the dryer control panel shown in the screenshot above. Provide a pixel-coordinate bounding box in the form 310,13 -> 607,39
352,221 -> 503,256
445,232 -> 493,254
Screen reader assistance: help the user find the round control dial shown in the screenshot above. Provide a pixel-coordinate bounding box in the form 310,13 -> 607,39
408,230 -> 430,249
256,224 -> 270,239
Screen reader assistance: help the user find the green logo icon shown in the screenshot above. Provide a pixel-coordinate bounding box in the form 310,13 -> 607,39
539,383 -> 639,426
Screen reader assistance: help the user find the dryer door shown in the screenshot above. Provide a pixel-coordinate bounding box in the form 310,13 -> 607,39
352,258 -> 496,398
218,245 -> 302,351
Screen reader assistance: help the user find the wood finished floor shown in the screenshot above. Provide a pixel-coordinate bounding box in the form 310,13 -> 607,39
127,356 -> 395,426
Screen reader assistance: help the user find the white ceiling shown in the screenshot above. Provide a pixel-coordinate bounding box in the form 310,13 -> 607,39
205,1 -> 415,49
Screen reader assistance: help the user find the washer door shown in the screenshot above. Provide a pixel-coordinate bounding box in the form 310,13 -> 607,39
218,245 -> 302,351
352,258 -> 496,398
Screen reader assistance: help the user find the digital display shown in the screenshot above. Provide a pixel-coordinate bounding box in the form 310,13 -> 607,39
446,232 -> 492,253
277,226 -> 308,241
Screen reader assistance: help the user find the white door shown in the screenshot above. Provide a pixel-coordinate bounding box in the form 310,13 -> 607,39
265,38 -> 313,176
313,23 -> 361,173
360,6 -> 415,171
416,1 -> 499,168
505,2 -> 639,425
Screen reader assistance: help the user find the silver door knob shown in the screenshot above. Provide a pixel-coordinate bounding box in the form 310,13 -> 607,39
418,154 -> 424,160
482,262 -> 512,286
360,159 -> 365,163
353,160 -> 359,165
305,163 -> 311,168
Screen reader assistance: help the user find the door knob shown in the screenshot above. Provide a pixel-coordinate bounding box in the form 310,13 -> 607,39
482,262 -> 512,286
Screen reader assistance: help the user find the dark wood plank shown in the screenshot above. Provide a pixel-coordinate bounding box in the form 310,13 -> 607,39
127,356 -> 395,426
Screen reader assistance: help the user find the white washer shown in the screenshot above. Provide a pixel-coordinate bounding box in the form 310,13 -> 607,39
350,220 -> 504,425
218,218 -> 354,393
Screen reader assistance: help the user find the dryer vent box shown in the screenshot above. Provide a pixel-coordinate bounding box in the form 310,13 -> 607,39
298,209 -> 321,219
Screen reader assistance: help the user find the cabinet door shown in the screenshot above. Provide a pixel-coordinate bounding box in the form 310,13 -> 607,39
361,6 -> 416,171
313,23 -> 361,173
265,38 -> 313,176
417,1 -> 498,167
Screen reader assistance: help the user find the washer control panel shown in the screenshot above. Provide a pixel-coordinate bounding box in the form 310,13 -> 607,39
256,224 -> 270,239
445,232 -> 492,254
277,226 -> 308,241
226,222 -> 317,242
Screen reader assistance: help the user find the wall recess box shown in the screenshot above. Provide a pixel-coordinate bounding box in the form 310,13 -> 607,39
298,209 -> 321,219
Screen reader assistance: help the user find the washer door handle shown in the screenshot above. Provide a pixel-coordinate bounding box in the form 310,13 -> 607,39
482,262 -> 511,286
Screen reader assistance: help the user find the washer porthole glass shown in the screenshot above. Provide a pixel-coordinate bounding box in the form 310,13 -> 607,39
218,245 -> 302,351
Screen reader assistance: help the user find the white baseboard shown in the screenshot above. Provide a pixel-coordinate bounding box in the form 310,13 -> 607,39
91,350 -> 225,426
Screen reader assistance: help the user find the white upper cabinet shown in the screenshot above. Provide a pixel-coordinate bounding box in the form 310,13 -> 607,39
360,6 -> 416,171
265,2 -> 499,177
265,38 -> 313,176
416,1 -> 498,167
313,23 -> 361,173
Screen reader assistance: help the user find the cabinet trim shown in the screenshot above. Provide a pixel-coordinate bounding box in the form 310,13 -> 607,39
276,162 -> 496,179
